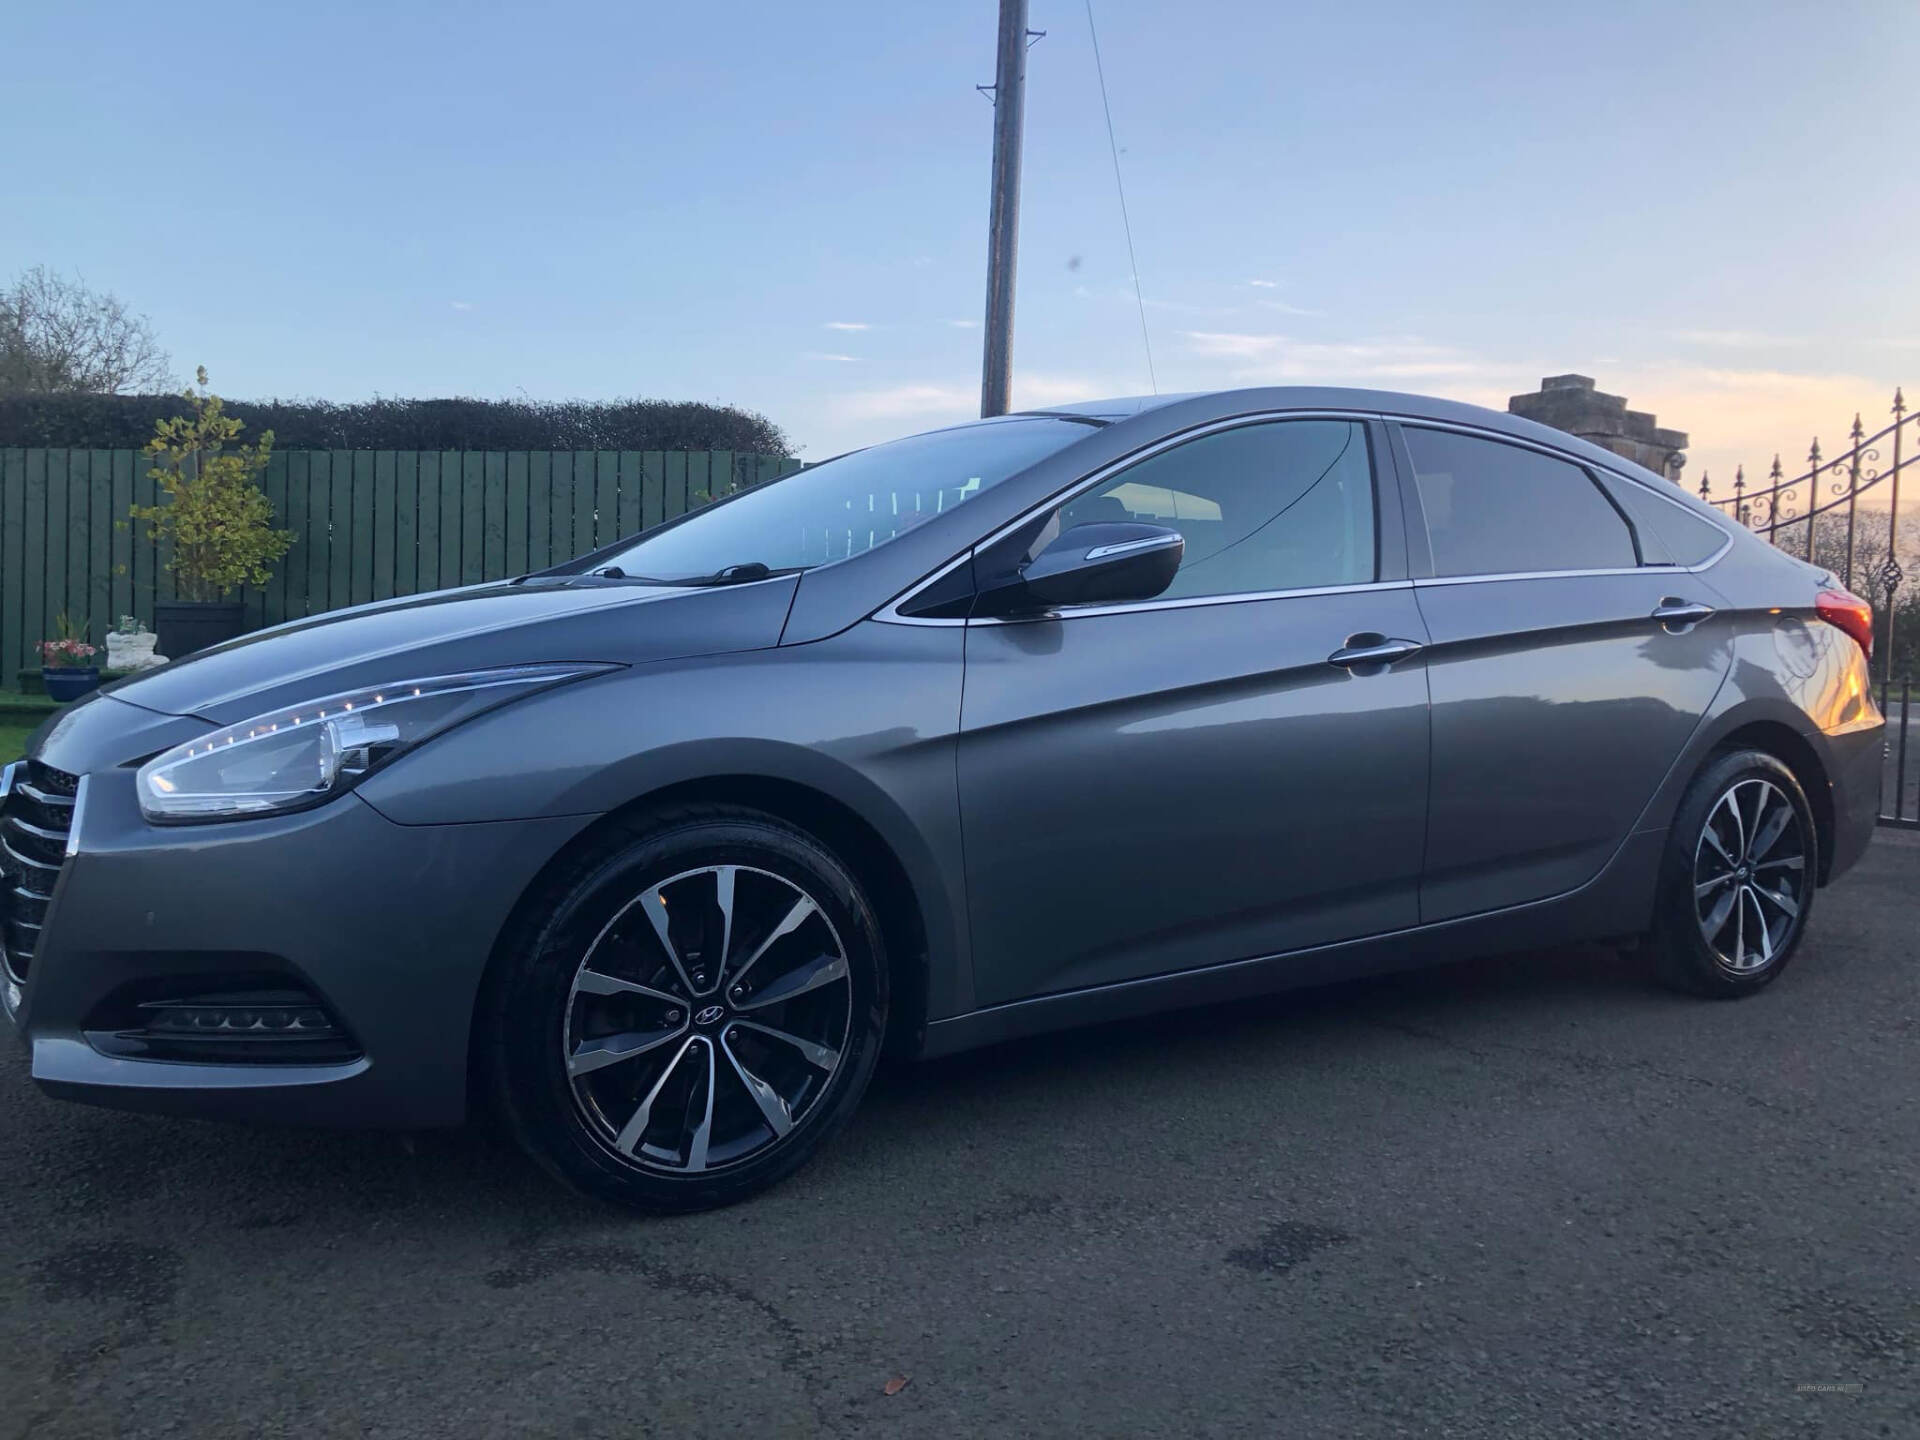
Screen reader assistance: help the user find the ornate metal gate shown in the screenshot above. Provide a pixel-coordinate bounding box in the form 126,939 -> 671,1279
1693,389 -> 1916,829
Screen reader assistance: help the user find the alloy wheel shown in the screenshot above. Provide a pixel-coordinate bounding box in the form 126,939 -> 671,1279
1691,777 -> 1807,974
562,864 -> 853,1174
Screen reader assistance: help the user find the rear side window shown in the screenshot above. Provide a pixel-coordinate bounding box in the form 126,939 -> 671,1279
1599,474 -> 1731,566
1403,427 -> 1637,577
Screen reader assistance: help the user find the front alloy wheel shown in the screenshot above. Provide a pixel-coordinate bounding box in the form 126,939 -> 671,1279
487,806 -> 887,1212
563,864 -> 854,1175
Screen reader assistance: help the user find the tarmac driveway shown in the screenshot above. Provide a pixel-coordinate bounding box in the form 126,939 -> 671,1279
2,832 -> 1915,1438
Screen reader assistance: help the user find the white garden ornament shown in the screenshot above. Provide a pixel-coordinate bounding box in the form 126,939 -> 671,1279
106,617 -> 167,672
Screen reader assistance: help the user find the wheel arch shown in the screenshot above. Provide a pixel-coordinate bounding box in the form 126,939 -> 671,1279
1708,717 -> 1837,885
1646,691 -> 1837,884
469,759 -> 950,1114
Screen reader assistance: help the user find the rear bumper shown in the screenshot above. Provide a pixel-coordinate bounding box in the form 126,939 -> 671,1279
1825,718 -> 1883,883
7,767 -> 588,1128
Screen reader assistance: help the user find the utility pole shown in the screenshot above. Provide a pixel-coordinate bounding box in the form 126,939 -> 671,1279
979,0 -> 1029,418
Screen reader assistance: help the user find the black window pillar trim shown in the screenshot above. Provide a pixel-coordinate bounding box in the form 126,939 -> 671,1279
1365,418 -> 1410,585
1382,421 -> 1434,581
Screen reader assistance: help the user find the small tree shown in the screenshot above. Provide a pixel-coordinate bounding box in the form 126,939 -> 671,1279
131,368 -> 292,602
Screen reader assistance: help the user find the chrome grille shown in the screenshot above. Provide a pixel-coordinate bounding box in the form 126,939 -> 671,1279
0,760 -> 79,984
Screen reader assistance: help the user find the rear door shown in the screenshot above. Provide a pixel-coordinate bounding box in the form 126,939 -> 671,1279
956,416 -> 1432,1006
1391,422 -> 1733,922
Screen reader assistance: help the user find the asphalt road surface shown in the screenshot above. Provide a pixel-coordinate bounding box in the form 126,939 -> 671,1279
3,833 -> 1916,1438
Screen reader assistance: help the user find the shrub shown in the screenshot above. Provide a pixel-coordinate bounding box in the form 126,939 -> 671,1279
130,369 -> 293,602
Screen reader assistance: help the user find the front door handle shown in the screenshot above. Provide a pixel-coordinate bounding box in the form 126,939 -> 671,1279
1328,636 -> 1425,671
1651,599 -> 1715,631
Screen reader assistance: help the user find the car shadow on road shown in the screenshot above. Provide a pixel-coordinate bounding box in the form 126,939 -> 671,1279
5,940 -> 1662,1236
882,939 -> 1653,1105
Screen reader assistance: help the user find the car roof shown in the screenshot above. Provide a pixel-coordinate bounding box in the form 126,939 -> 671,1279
1017,385 -> 1677,488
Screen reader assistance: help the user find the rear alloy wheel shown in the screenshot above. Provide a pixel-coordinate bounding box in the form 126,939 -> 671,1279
487,807 -> 887,1211
1650,750 -> 1817,996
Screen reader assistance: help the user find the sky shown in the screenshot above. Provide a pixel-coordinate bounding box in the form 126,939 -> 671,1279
5,1 -> 1916,498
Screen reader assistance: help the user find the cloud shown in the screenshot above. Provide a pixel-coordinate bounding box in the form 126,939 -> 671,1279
946,318 -> 980,329
1247,279 -> 1277,288
1667,328 -> 1801,348
823,321 -> 871,332
449,301 -> 473,312
828,383 -> 975,424
1184,331 -> 1282,360
1181,331 -> 1490,383
825,371 -> 1134,429
1600,365 -> 1900,497
1257,299 -> 1323,317
812,342 -> 1902,513
804,351 -> 861,363
1140,296 -> 1243,318
1012,372 -> 1119,410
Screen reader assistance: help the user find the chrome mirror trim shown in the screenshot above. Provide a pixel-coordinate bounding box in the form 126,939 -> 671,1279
1083,534 -> 1182,561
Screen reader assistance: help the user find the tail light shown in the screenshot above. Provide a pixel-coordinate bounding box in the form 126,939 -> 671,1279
1815,588 -> 1874,657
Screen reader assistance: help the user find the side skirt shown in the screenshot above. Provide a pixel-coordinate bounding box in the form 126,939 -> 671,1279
918,829 -> 1665,1061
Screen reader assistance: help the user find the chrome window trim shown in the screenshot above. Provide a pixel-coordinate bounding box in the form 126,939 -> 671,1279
974,579 -> 1415,626
875,410 -> 1388,627
0,762 -> 13,803
1410,550 -> 1729,588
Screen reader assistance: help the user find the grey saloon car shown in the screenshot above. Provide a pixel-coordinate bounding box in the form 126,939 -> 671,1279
1,388 -> 1886,1210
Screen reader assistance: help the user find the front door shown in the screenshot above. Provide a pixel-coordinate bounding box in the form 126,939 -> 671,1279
957,417 -> 1433,1006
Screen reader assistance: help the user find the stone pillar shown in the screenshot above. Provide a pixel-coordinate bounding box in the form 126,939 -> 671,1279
1508,374 -> 1688,484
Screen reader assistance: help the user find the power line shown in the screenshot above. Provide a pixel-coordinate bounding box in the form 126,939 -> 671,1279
1084,0 -> 1156,394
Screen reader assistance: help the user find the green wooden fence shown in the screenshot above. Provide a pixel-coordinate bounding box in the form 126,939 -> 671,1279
0,447 -> 801,687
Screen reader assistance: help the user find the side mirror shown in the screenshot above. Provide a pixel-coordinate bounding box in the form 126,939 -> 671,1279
979,521 -> 1184,616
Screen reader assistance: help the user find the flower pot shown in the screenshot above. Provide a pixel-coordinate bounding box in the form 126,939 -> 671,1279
154,601 -> 246,660
42,667 -> 101,703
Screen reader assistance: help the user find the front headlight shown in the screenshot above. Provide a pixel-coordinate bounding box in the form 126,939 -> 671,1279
136,664 -> 614,822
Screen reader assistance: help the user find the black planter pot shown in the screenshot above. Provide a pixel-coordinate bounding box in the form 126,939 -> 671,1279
154,601 -> 246,659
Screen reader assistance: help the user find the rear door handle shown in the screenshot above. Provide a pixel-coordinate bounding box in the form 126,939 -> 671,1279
1651,600 -> 1715,630
1327,637 -> 1425,671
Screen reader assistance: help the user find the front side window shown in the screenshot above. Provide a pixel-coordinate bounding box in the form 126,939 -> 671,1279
1402,428 -> 1637,577
599,416 -> 1091,582
1057,419 -> 1376,600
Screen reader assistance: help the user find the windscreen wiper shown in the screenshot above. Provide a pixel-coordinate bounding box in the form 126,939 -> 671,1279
594,562 -> 804,587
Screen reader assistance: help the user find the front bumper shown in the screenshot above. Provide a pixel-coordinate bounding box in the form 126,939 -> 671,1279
6,759 -> 589,1129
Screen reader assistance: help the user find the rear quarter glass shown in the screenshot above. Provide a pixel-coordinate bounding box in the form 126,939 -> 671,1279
1596,472 -> 1732,566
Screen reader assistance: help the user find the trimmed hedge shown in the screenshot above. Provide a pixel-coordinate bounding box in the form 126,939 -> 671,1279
0,393 -> 790,455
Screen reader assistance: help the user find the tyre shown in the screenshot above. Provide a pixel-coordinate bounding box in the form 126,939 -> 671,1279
1648,749 -> 1818,997
484,804 -> 888,1212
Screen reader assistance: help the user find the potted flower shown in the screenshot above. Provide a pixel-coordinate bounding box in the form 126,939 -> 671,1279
131,368 -> 293,659
40,615 -> 100,702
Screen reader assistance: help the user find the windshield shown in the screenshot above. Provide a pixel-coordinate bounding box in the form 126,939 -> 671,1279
595,416 -> 1094,582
